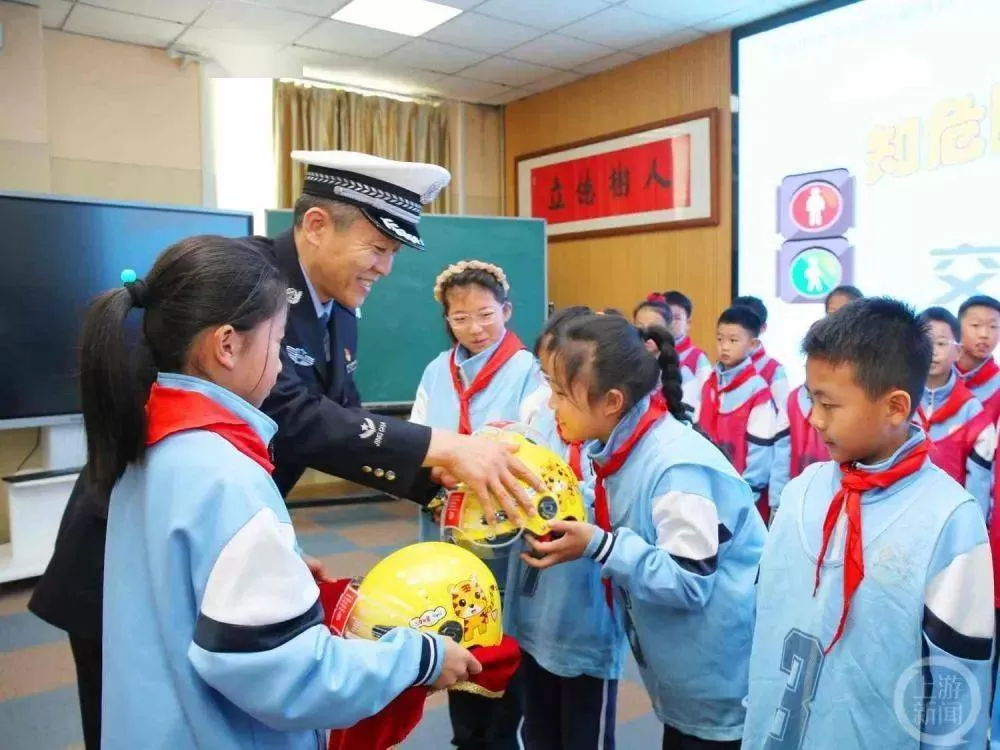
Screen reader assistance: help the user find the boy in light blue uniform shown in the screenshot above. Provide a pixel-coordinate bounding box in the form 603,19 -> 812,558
93,238 -> 476,750
410,259 -> 543,750
733,295 -> 789,407
522,314 -> 766,749
506,306 -> 626,749
957,294 -> 1000,423
698,306 -> 790,522
744,298 -> 994,749
918,307 -> 996,518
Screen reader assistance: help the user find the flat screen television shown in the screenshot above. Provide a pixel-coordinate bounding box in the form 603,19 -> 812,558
0,193 -> 254,428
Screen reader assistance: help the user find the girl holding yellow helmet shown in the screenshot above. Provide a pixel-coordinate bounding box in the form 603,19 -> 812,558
503,306 -> 627,750
409,261 -> 545,750
522,314 -> 766,750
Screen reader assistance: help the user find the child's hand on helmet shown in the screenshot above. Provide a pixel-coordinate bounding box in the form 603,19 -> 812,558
520,520 -> 597,568
433,638 -> 483,689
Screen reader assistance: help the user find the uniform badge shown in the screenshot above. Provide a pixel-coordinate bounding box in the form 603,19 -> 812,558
345,347 -> 358,374
344,348 -> 352,362
286,287 -> 303,305
286,345 -> 315,367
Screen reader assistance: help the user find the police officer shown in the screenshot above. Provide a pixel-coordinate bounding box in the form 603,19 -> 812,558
29,150 -> 539,749
253,150 -> 539,511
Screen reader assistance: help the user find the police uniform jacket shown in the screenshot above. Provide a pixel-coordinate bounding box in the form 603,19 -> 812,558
253,228 -> 439,502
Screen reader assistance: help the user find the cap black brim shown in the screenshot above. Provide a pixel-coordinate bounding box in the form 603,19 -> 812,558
358,206 -> 424,251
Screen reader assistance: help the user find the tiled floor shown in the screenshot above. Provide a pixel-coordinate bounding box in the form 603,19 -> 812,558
0,499 -> 660,749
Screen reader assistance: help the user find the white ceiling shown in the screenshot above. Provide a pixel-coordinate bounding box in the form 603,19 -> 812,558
20,0 -> 812,104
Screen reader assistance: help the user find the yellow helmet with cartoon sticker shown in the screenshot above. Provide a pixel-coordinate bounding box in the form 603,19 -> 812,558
440,421 -> 586,556
329,541 -> 503,649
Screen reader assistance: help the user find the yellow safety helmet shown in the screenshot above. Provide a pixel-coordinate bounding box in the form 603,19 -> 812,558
441,421 -> 586,556
329,541 -> 503,649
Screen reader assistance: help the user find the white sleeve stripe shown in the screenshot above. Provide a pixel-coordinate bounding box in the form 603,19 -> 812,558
747,401 -> 778,440
593,530 -> 616,564
415,633 -> 438,686
200,507 -> 319,627
651,491 -> 719,561
774,402 -> 790,433
973,423 -> 997,462
925,542 -> 994,639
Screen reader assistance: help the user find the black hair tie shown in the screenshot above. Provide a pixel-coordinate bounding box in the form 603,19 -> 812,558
124,279 -> 148,309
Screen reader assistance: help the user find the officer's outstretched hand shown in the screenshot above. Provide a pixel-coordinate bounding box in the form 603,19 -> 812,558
425,430 -> 545,526
433,638 -> 482,689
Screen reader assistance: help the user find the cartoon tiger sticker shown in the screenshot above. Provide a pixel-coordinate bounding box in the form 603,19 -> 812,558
449,574 -> 498,642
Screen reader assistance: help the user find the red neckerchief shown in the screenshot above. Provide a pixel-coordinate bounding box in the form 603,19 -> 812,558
814,439 -> 930,653
555,422 -> 583,480
145,383 -> 274,473
592,398 -> 668,608
751,347 -> 767,367
700,365 -> 757,437
556,422 -> 583,480
449,331 -> 525,435
959,358 -> 1000,389
917,379 -> 974,432
675,336 -> 692,356
567,443 -> 583,480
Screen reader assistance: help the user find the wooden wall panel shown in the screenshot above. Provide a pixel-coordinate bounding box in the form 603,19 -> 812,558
504,32 -> 732,352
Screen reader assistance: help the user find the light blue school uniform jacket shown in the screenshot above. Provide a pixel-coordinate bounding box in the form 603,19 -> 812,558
743,427 -> 994,750
582,396 -> 766,741
102,373 -> 443,750
410,338 -> 544,588
503,386 -> 627,681
921,369 -> 996,519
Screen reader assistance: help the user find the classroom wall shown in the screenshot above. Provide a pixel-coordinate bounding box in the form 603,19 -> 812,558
504,32 -> 732,352
0,0 -> 203,541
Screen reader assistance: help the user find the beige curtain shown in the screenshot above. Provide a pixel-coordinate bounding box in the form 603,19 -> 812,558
274,80 -> 451,213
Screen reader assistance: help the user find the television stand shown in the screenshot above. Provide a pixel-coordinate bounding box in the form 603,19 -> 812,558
0,468 -> 80,584
0,421 -> 85,584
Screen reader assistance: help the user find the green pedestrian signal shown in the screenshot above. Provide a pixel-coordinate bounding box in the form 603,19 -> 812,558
789,247 -> 842,299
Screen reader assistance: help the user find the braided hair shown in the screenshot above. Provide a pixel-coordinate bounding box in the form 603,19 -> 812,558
636,324 -> 689,424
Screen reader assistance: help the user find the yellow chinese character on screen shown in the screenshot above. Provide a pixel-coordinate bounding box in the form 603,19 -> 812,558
866,118 -> 921,184
927,95 -> 985,169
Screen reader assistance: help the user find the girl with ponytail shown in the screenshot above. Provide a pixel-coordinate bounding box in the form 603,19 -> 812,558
90,235 -> 475,750
505,304 -> 627,750
520,313 -> 765,750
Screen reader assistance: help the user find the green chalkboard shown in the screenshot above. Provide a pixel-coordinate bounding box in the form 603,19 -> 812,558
265,210 -> 547,405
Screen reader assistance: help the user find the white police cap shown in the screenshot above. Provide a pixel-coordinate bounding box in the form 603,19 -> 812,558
292,150 -> 451,250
